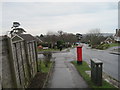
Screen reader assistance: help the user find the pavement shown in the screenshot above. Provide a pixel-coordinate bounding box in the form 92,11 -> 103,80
47,53 -> 89,88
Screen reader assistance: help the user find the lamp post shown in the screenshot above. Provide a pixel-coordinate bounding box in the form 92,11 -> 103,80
76,33 -> 82,45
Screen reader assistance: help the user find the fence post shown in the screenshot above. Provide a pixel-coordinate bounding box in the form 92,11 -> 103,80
6,36 -> 18,88
34,41 -> 39,72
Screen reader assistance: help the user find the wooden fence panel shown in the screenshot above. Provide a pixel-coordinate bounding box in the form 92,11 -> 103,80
20,41 -> 30,87
12,43 -> 22,88
12,41 -> 30,88
27,41 -> 37,78
16,42 -> 25,87
1,36 -> 38,89
31,42 -> 37,77
27,42 -> 33,78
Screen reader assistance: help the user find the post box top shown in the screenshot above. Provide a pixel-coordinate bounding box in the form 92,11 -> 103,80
90,58 -> 103,64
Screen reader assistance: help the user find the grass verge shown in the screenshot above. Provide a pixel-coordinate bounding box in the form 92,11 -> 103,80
96,43 -> 120,50
38,60 -> 52,73
109,43 -> 120,48
71,61 -> 118,89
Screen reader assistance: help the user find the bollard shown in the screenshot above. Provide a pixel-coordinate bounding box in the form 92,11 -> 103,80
77,46 -> 82,64
91,58 -> 103,86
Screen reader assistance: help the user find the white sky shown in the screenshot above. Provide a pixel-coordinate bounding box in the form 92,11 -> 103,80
1,0 -> 119,36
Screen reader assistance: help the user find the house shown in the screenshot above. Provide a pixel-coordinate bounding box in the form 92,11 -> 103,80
104,37 -> 114,44
114,29 -> 120,42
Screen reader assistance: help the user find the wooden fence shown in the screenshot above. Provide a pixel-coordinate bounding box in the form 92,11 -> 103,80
1,35 -> 38,88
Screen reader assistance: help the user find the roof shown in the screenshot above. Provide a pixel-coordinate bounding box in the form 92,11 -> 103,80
35,37 -> 43,42
105,37 -> 113,41
18,34 -> 37,41
18,34 -> 42,42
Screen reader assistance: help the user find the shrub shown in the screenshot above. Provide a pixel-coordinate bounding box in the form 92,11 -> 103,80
96,44 -> 110,50
43,52 -> 52,67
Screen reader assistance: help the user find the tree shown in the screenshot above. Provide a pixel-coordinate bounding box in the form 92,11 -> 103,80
86,29 -> 105,47
58,30 -> 63,36
58,30 -> 65,41
40,34 -> 44,37
10,22 -> 26,37
57,40 -> 64,49
40,31 -> 77,48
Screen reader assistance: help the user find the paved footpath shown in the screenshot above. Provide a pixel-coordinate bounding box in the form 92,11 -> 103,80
47,52 -> 89,88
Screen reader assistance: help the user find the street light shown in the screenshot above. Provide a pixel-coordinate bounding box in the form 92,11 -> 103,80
76,33 -> 82,45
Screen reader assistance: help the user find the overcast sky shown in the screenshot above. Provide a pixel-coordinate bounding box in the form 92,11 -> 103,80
1,0 -> 119,35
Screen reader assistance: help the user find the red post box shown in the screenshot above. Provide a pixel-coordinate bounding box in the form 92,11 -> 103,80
77,46 -> 82,64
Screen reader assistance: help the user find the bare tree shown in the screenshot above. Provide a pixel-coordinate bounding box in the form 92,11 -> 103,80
57,30 -> 64,41
86,29 -> 104,47
58,30 -> 63,36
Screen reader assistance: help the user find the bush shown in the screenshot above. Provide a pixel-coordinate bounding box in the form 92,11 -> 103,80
96,44 -> 110,50
57,40 -> 64,49
41,43 -> 49,47
43,52 -> 52,67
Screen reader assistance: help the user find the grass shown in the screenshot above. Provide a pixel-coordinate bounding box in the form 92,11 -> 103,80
71,61 -> 118,89
109,43 -> 120,48
96,43 -> 120,50
38,60 -> 52,73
